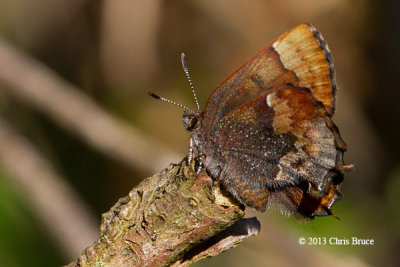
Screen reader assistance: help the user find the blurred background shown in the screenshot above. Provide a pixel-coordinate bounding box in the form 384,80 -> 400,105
0,0 -> 399,266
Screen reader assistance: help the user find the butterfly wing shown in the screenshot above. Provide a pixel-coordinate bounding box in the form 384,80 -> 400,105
202,85 -> 346,215
202,24 -> 336,139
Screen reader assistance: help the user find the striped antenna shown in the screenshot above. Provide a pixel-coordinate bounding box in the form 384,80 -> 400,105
147,92 -> 196,114
181,53 -> 200,112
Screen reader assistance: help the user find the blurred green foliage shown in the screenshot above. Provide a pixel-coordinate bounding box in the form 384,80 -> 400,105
0,168 -> 63,266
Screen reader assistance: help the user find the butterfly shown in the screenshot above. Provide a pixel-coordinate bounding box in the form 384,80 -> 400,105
150,24 -> 353,219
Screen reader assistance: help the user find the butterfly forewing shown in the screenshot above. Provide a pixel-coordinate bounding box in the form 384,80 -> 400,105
202,24 -> 336,138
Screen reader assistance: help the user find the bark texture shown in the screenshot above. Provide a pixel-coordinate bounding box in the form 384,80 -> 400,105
67,159 -> 260,266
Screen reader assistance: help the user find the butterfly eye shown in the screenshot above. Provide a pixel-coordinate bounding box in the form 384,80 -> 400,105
189,117 -> 199,129
182,113 -> 199,131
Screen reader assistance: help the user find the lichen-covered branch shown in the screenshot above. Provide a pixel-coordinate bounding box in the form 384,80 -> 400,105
66,159 -> 260,266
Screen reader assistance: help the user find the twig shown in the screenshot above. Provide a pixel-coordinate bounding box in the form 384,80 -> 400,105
66,159 -> 260,266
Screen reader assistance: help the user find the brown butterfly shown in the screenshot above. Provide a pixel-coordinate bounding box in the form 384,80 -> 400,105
150,24 -> 353,219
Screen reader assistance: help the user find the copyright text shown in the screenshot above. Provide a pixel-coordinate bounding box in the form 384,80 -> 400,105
298,237 -> 374,246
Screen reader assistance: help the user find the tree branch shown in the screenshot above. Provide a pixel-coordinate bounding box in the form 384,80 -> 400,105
66,159 -> 260,266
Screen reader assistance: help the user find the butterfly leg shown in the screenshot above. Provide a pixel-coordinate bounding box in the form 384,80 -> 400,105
195,151 -> 205,174
188,137 -> 205,174
188,137 -> 195,164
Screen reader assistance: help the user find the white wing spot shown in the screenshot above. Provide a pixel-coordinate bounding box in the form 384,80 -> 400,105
266,94 -> 273,108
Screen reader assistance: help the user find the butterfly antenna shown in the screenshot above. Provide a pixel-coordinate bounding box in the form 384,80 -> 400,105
181,53 -> 200,112
147,92 -> 196,113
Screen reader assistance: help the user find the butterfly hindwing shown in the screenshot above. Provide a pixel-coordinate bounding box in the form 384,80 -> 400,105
203,85 -> 344,214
